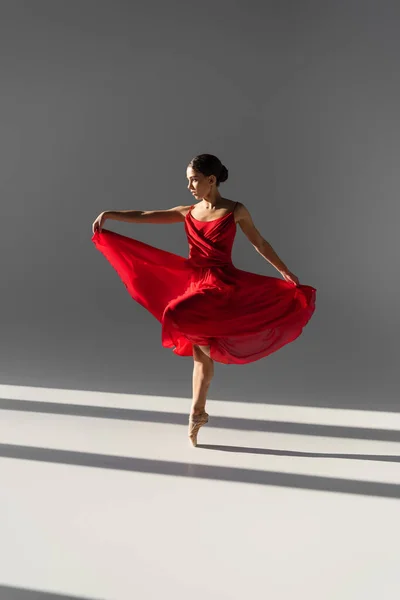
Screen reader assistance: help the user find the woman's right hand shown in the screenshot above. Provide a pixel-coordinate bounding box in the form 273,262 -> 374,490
92,211 -> 108,234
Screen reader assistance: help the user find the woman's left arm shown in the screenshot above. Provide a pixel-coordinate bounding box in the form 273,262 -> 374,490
235,203 -> 300,286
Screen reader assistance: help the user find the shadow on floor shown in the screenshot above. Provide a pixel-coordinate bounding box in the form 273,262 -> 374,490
0,442 -> 399,500
198,443 -> 400,462
1,398 -> 400,442
0,584 -> 101,599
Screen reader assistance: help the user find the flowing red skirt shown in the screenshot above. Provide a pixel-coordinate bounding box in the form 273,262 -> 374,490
92,228 -> 316,365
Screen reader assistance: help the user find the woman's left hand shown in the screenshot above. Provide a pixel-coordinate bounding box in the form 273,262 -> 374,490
280,269 -> 300,286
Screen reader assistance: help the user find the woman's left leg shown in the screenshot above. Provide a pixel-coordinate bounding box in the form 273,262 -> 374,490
189,344 -> 214,446
191,344 -> 213,415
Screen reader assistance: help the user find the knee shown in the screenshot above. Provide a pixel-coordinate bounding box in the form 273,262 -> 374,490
193,345 -> 214,381
194,360 -> 213,384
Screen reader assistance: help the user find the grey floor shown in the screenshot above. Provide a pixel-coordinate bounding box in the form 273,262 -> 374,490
0,384 -> 399,600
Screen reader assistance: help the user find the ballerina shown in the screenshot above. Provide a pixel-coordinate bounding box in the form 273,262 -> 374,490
92,153 -> 316,446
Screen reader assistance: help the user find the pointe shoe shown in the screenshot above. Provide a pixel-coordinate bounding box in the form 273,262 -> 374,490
188,412 -> 209,447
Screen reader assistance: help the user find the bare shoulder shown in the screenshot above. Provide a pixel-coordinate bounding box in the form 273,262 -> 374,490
164,204 -> 193,220
233,202 -> 265,247
173,204 -> 193,216
233,201 -> 253,223
139,204 -> 193,224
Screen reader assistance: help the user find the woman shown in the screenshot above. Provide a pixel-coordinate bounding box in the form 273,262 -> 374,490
91,154 -> 316,446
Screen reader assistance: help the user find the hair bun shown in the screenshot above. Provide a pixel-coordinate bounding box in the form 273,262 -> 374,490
219,165 -> 229,183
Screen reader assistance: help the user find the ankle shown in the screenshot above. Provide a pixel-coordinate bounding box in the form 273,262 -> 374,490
190,409 -> 205,418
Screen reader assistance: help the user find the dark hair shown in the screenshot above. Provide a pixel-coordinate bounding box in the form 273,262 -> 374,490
188,154 -> 229,187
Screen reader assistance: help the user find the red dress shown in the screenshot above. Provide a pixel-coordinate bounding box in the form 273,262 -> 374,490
91,204 -> 316,364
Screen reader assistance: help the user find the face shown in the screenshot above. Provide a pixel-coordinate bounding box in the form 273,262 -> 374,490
186,166 -> 216,199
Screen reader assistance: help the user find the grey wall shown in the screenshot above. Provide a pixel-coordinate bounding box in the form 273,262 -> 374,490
1,0 -> 398,410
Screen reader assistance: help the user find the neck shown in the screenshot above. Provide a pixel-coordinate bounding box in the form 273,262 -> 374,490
201,189 -> 222,208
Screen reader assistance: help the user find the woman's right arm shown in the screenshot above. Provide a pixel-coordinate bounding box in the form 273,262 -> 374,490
107,205 -> 191,224
92,205 -> 191,233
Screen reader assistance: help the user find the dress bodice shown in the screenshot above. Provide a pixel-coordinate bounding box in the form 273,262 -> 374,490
184,208 -> 237,268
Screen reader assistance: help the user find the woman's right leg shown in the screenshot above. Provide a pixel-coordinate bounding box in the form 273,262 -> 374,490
189,344 -> 214,446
